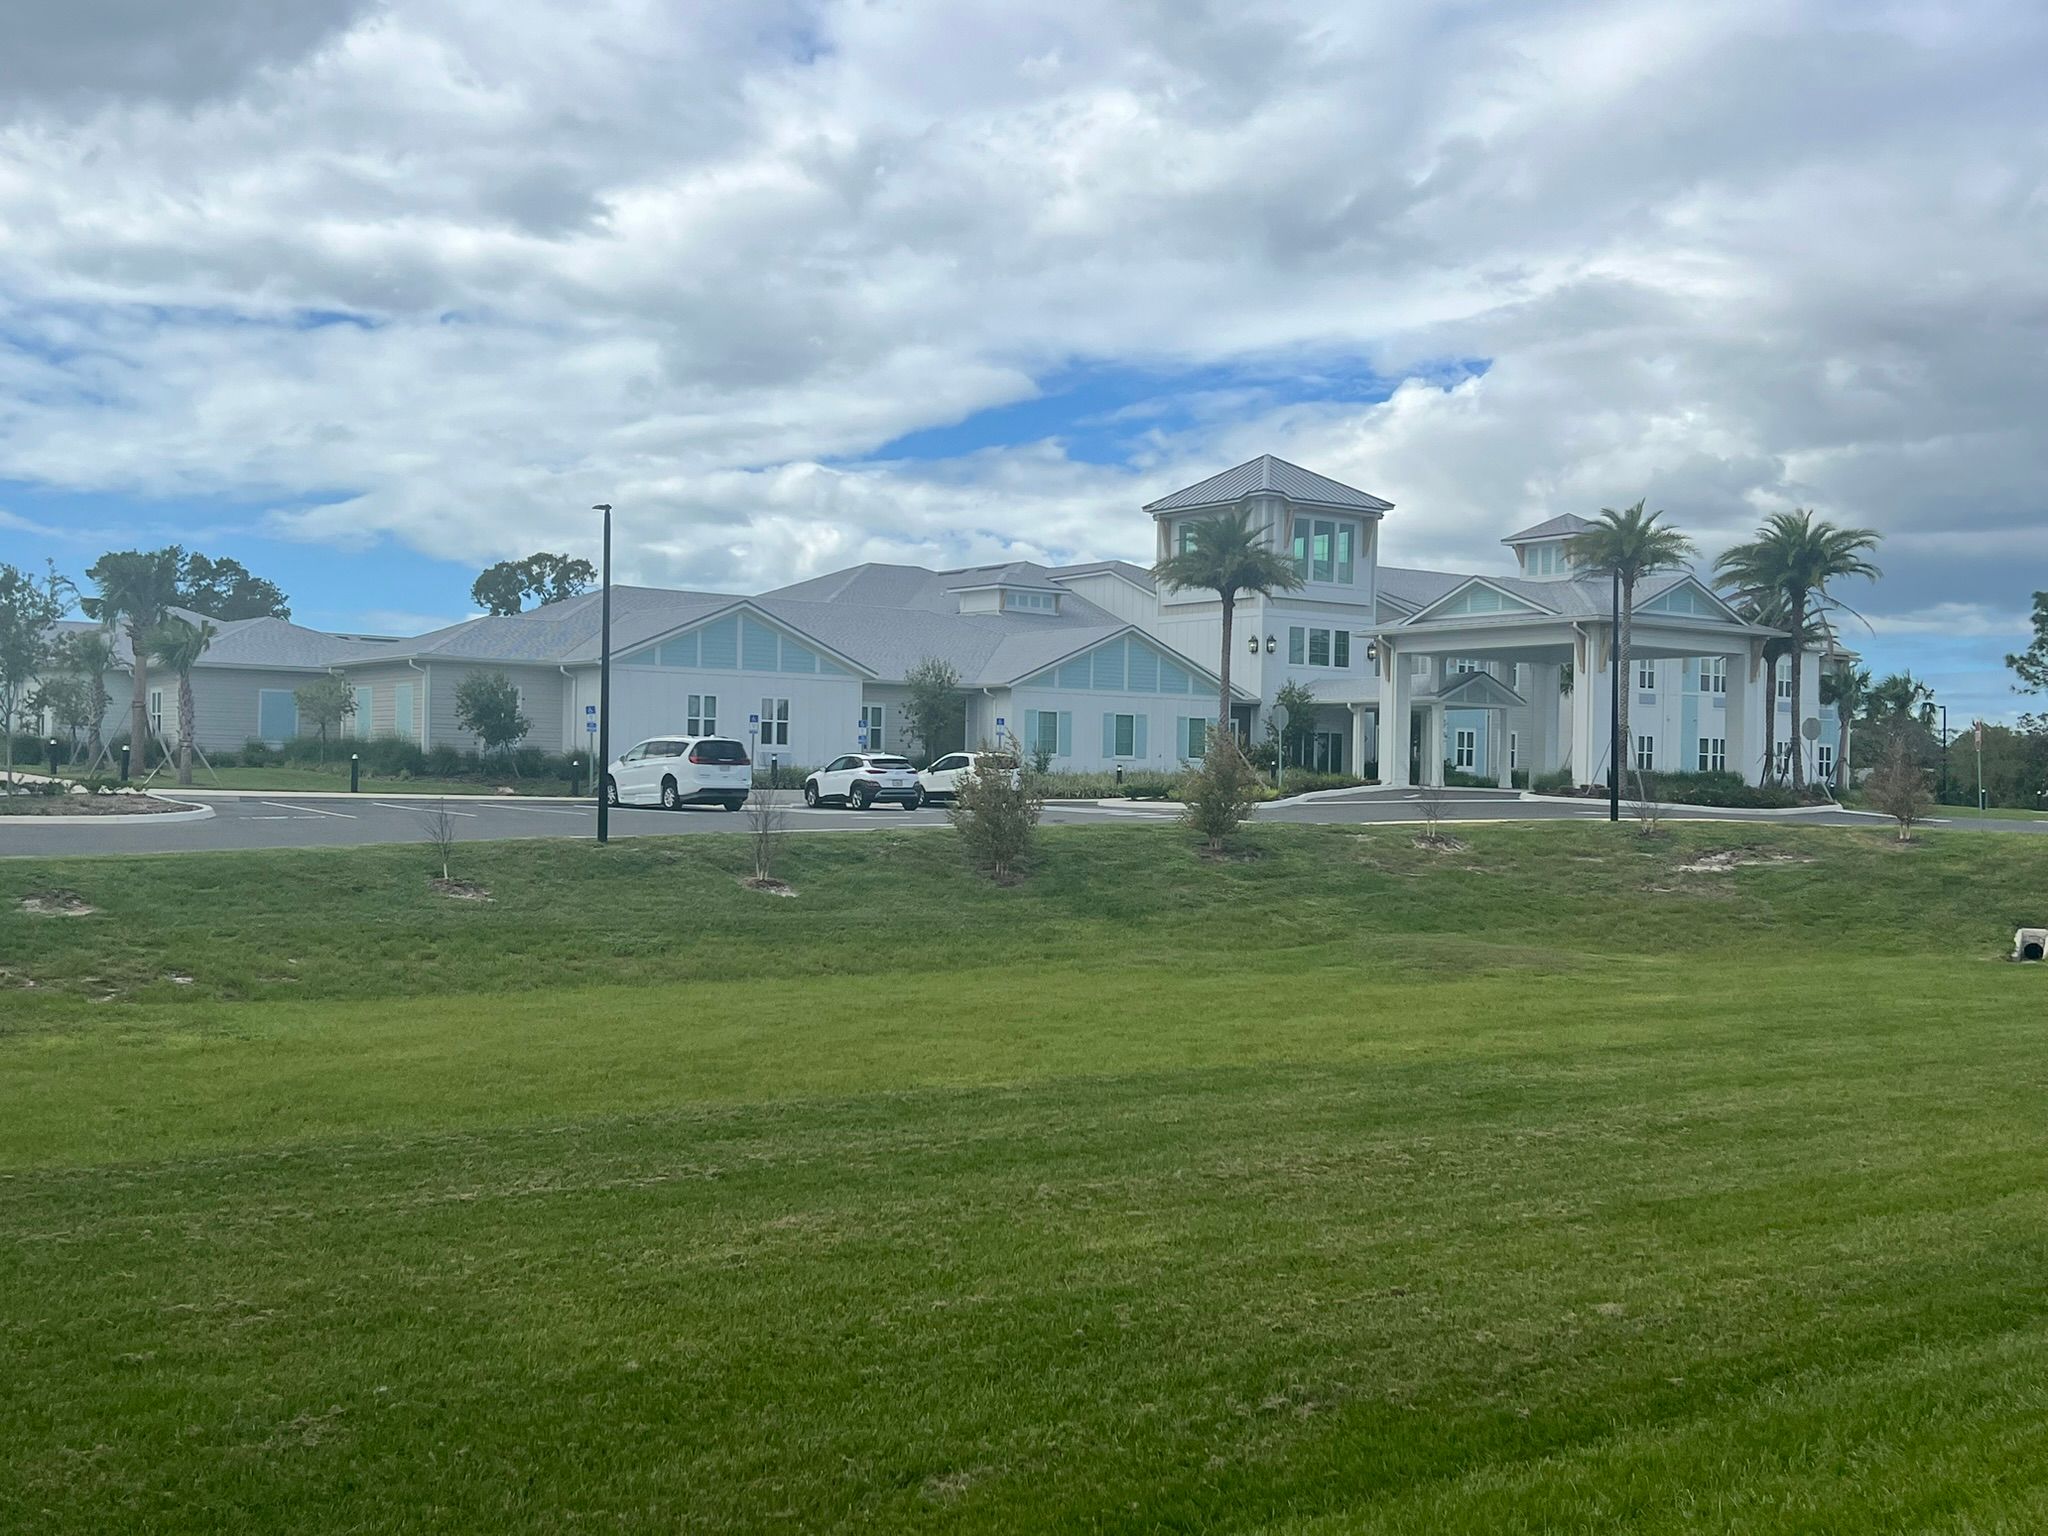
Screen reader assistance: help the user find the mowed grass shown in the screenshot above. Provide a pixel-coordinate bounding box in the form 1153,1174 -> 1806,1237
51,763 -> 573,797
3,823 -> 2047,1533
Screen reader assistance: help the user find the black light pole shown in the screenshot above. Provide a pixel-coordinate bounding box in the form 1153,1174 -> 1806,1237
1608,565 -> 1621,822
1935,703 -> 1950,804
594,503 -> 613,845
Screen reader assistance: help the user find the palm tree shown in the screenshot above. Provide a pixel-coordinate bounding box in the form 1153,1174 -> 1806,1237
83,549 -> 183,781
1153,506 -> 1304,744
62,630 -> 116,771
1716,511 -> 1881,790
1866,670 -> 1936,726
149,616 -> 217,787
1821,661 -> 1868,788
1743,592 -> 1833,783
1564,501 -> 1696,789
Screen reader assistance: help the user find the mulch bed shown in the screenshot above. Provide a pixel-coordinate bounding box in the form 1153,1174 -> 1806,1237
0,792 -> 189,817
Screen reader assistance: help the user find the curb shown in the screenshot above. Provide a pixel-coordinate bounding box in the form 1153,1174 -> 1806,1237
0,794 -> 215,828
172,788 -> 593,804
1517,791 -> 1841,818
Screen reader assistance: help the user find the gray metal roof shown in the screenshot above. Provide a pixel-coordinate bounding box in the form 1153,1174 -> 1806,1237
1142,455 -> 1394,514
1501,512 -> 1592,544
53,609 -> 368,672
1044,558 -> 1158,593
1374,566 -> 1469,611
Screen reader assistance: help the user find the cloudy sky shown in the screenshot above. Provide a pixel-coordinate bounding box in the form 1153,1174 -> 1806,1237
2,0 -> 2043,716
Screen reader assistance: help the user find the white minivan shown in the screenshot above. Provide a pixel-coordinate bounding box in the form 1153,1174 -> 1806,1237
605,736 -> 751,811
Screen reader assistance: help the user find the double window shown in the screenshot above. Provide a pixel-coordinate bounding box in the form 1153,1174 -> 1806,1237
1816,742 -> 1836,783
147,688 -> 164,736
1695,658 -> 1727,696
687,694 -> 717,736
1182,717 -> 1208,759
1287,626 -> 1351,668
1697,736 -> 1727,773
1454,657 -> 1483,675
1006,590 -> 1056,612
1454,729 -> 1476,770
759,697 -> 790,747
1636,659 -> 1657,692
1636,734 -> 1655,772
1290,517 -> 1358,584
859,704 -> 884,750
1776,659 -> 1793,701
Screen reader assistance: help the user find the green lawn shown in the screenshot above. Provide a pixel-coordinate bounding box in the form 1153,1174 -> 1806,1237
52,763 -> 581,797
4,823 -> 2047,1532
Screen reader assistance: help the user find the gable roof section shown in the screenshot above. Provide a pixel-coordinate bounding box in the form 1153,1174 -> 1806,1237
1004,625 -> 1244,699
1436,670 -> 1526,709
1502,512 -> 1592,545
58,609 -> 368,672
1402,576 -> 1557,625
1044,559 -> 1158,594
1142,455 -> 1393,515
1634,575 -> 1751,625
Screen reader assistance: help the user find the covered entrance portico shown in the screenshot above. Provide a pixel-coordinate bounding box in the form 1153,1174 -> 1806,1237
1369,607 -> 1777,790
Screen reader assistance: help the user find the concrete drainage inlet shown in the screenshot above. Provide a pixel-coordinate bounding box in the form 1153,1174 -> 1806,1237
2016,928 -> 2048,962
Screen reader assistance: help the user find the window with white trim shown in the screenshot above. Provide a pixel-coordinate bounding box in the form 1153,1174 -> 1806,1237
147,687 -> 164,736
1521,543 -> 1567,576
687,694 -> 717,736
1454,728 -> 1476,769
1182,717 -> 1207,759
1696,657 -> 1727,695
1635,734 -> 1655,772
1697,736 -> 1727,772
759,697 -> 790,747
1509,731 -> 1519,770
1776,658 -> 1793,701
1291,516 -> 1359,584
1636,659 -> 1657,691
1288,626 -> 1350,668
1772,741 -> 1792,776
1109,713 -> 1137,757
859,704 -> 883,749
1006,590 -> 1057,613
1816,742 -> 1836,783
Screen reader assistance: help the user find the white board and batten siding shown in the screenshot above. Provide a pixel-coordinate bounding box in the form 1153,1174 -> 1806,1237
598,610 -> 867,769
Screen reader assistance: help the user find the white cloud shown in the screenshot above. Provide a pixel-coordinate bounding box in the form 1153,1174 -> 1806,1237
0,0 -> 2043,657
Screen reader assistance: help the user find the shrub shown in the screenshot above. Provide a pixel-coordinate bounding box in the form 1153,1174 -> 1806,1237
1178,729 -> 1262,851
355,736 -> 427,777
241,737 -> 276,766
1865,723 -> 1933,840
1271,771 -> 1369,797
1531,769 -> 1574,795
948,741 -> 1044,879
425,743 -> 471,778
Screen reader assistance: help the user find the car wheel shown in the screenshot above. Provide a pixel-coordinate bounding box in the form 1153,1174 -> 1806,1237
723,798 -> 745,812
909,786 -> 925,809
802,782 -> 819,807
661,778 -> 680,810
849,784 -> 871,810
604,776 -> 619,806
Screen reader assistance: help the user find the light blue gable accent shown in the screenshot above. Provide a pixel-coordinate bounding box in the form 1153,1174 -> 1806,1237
1019,634 -> 1207,697
740,616 -> 779,671
1429,583 -> 1544,619
659,632 -> 699,667
819,656 -> 852,677
1091,639 -> 1126,690
1639,583 -> 1723,618
258,689 -> 298,745
699,615 -> 738,669
1127,645 -> 1159,692
780,637 -> 816,673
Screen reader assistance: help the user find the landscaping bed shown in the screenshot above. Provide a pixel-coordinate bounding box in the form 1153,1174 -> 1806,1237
0,789 -> 188,816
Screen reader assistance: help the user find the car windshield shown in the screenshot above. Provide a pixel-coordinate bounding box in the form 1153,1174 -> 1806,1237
690,739 -> 749,764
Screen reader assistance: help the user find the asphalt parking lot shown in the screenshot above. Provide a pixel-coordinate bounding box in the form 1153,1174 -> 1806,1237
5,786 -> 2045,858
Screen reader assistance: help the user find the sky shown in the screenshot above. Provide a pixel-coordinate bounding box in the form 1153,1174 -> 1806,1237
1,0 -> 2044,719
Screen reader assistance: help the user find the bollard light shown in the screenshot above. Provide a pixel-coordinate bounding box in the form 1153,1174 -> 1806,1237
350,753 -> 360,794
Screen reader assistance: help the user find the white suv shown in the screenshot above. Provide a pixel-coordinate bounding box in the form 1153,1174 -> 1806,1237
804,753 -> 920,810
914,751 -> 1019,808
606,736 -> 751,811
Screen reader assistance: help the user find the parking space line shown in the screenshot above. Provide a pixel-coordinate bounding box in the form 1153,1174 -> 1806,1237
372,801 -> 478,817
261,800 -> 355,819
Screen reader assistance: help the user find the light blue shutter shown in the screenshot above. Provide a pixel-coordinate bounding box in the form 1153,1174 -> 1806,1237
1057,712 -> 1072,757
1134,716 -> 1148,759
1024,709 -> 1039,753
1101,713 -> 1115,758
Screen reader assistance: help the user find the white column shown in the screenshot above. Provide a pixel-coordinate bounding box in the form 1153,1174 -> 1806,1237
1350,704 -> 1373,780
1377,645 -> 1412,786
1496,708 -> 1513,788
1426,702 -> 1447,786
1568,634 -> 1595,787
1726,642 -> 1757,784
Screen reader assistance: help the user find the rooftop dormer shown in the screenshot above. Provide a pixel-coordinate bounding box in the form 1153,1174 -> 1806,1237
1501,513 -> 1590,581
947,576 -> 1063,616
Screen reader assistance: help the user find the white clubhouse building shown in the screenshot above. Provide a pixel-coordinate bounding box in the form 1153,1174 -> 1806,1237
48,456 -> 1839,787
